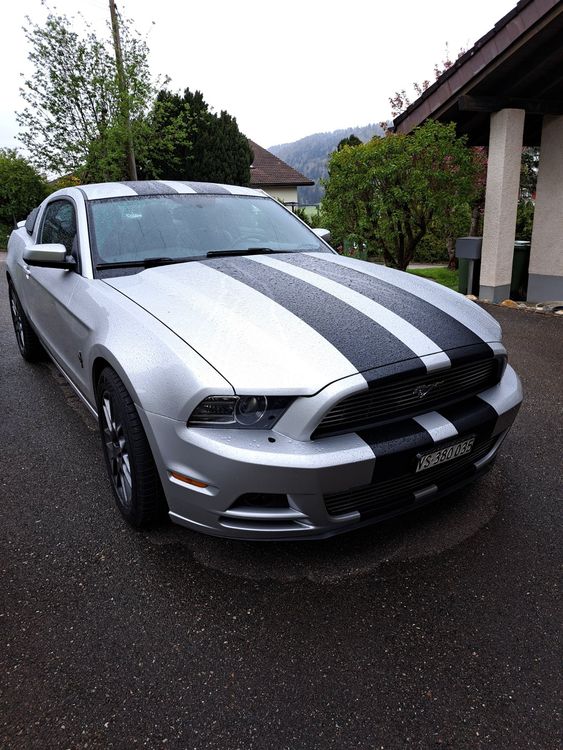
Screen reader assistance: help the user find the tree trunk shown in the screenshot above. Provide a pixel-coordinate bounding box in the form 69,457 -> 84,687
469,205 -> 481,237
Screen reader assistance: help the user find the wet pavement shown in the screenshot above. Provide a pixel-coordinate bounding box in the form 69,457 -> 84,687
1,258 -> 561,749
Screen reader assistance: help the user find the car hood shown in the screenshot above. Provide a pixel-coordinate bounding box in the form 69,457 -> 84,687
103,252 -> 501,394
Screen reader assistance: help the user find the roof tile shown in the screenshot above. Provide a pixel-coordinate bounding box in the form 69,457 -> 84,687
248,140 -> 314,187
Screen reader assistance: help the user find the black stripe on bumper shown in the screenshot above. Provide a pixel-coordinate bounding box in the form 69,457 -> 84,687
358,397 -> 501,484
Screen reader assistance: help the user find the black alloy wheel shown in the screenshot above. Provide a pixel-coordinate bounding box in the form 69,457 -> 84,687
97,367 -> 166,528
8,283 -> 44,361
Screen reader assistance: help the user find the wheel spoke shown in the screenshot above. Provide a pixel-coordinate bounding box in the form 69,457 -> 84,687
101,390 -> 133,509
102,397 -> 113,431
9,295 -> 25,350
121,455 -> 132,496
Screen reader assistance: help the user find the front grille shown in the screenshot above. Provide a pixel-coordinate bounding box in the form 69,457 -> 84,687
325,435 -> 498,517
313,357 -> 501,438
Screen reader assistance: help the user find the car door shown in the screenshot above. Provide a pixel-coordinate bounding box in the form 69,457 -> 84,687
24,198 -> 81,372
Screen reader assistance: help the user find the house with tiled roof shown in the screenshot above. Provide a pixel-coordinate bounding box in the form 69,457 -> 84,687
248,140 -> 313,207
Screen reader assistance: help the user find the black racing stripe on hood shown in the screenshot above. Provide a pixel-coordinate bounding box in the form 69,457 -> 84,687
120,180 -> 177,195
203,256 -> 420,373
182,182 -> 230,194
277,253 -> 484,352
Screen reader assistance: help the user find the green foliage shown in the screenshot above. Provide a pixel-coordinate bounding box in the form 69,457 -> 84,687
138,89 -> 252,185
0,222 -> 12,250
17,7 -> 153,178
270,124 -> 383,205
46,174 -> 82,194
520,148 -> 539,200
337,134 -> 362,151
0,149 -> 47,227
307,207 -> 323,228
414,234 -> 450,264
292,207 -> 313,226
516,200 -> 535,241
321,121 -> 480,270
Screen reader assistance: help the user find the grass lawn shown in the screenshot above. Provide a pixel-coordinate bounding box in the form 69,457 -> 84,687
407,266 -> 459,292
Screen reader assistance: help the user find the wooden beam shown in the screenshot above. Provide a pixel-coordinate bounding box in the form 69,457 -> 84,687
458,95 -> 563,115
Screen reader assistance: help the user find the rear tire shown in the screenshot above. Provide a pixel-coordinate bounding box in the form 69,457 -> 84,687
96,367 -> 167,528
8,283 -> 44,362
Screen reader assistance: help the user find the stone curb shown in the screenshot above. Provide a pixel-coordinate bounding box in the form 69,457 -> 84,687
465,293 -> 563,316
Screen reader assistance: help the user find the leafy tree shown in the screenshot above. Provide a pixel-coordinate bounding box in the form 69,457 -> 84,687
270,125 -> 383,206
0,149 -> 47,227
17,7 -> 152,178
322,121 -> 480,270
139,88 -> 252,185
337,134 -> 362,151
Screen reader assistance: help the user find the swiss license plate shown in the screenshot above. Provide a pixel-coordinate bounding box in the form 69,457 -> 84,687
416,436 -> 476,473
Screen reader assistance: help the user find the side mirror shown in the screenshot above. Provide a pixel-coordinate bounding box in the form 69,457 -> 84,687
23,244 -> 76,270
313,228 -> 331,243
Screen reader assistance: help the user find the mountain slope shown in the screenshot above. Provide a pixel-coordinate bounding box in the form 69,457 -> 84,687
269,123 -> 383,205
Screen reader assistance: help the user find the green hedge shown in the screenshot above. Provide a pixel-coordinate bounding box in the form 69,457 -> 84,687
0,222 -> 12,251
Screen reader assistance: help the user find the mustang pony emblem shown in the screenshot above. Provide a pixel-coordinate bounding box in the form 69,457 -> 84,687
413,381 -> 445,399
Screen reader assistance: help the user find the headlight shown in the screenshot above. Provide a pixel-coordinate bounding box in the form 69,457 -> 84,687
188,395 -> 293,429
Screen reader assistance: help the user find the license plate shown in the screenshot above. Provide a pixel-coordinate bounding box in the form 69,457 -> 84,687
416,436 -> 476,473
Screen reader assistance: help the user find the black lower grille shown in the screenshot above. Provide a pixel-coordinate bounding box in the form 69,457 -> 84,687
325,435 -> 498,517
313,357 -> 502,438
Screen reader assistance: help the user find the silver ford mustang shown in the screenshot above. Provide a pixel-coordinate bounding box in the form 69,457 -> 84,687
6,181 -> 522,539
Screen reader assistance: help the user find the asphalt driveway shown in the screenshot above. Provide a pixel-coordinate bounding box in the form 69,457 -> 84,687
1,255 -> 561,749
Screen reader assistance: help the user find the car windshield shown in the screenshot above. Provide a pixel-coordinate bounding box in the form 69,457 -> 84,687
88,194 -> 330,270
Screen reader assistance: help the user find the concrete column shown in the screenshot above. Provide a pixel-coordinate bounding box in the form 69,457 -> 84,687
479,109 -> 526,302
528,115 -> 563,301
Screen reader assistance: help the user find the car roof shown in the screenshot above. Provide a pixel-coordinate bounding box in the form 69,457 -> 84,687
77,180 -> 265,201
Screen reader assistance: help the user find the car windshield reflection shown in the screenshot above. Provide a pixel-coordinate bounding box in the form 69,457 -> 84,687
88,194 -> 329,273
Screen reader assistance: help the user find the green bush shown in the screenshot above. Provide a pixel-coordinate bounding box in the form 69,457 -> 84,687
413,234 -> 449,264
516,200 -> 534,241
0,221 -> 12,250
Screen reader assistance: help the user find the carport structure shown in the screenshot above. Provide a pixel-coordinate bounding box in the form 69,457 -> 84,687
394,0 -> 563,302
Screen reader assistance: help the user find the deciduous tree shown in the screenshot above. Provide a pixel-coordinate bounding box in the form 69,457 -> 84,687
0,149 -> 47,226
322,121 -> 480,270
17,7 -> 152,178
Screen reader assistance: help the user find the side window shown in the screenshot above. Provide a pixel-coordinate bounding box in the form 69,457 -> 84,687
41,200 -> 77,257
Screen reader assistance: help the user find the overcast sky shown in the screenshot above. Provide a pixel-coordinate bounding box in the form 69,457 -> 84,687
0,0 -> 517,155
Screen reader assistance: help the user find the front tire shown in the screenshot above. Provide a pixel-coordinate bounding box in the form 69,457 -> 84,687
96,367 -> 166,528
8,283 -> 44,362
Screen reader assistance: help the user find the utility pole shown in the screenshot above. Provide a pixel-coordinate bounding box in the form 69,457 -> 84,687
109,0 -> 138,180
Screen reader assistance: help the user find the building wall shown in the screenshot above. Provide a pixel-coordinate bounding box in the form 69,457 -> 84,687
528,115 -> 563,300
258,186 -> 299,205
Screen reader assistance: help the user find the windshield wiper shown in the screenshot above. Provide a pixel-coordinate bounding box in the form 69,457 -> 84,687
206,248 -> 292,258
96,256 -> 201,270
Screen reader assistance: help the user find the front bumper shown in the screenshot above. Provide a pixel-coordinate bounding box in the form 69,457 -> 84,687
140,365 -> 522,540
